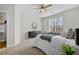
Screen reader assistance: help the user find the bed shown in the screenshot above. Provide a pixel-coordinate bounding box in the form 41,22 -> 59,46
33,34 -> 76,55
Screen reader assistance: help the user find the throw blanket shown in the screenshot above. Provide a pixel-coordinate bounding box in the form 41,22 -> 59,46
40,34 -> 55,42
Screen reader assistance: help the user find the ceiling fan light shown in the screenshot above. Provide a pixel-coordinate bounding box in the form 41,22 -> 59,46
40,9 -> 44,12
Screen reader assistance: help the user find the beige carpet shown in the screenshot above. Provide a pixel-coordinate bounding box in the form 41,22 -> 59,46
0,39 -> 46,55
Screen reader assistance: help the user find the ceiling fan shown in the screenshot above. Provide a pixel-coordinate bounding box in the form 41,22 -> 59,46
35,4 -> 52,12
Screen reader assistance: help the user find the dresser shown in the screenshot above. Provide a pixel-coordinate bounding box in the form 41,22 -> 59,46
28,31 -> 41,38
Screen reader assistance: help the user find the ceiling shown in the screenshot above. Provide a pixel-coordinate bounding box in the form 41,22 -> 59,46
17,4 -> 79,18
30,4 -> 79,18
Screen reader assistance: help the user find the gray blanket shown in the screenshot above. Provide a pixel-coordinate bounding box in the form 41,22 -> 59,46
40,34 -> 55,42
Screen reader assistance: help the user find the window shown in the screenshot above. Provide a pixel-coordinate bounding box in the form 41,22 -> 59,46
49,16 -> 63,34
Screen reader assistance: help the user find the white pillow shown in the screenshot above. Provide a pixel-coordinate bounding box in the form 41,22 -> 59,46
51,35 -> 71,52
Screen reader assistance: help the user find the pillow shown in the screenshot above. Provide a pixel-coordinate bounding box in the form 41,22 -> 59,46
51,35 -> 67,51
40,34 -> 52,42
50,35 -> 76,52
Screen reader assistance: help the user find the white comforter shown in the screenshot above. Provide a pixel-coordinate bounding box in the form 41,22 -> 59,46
33,34 -> 76,55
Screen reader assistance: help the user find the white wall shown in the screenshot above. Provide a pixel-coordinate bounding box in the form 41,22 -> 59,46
15,5 -> 21,45
17,5 -> 41,40
63,7 -> 79,31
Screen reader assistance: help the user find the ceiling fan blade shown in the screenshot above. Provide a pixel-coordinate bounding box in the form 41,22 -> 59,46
34,4 -> 52,13
44,4 -> 52,8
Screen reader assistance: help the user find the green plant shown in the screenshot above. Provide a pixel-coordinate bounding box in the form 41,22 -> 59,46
62,44 -> 76,55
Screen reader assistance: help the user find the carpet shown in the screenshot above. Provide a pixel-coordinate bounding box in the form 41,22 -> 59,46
0,39 -> 46,55
0,47 -> 46,55
18,47 -> 46,55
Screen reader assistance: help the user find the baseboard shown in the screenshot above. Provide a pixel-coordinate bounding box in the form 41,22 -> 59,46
7,40 -> 20,48
15,40 -> 20,46
7,44 -> 15,48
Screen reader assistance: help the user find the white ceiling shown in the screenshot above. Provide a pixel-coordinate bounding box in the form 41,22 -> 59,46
29,4 -> 79,18
18,4 -> 79,18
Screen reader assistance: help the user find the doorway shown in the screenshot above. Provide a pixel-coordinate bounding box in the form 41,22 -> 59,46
0,12 -> 7,48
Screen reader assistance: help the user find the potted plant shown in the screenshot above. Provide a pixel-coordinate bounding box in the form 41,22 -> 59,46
62,44 -> 76,55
